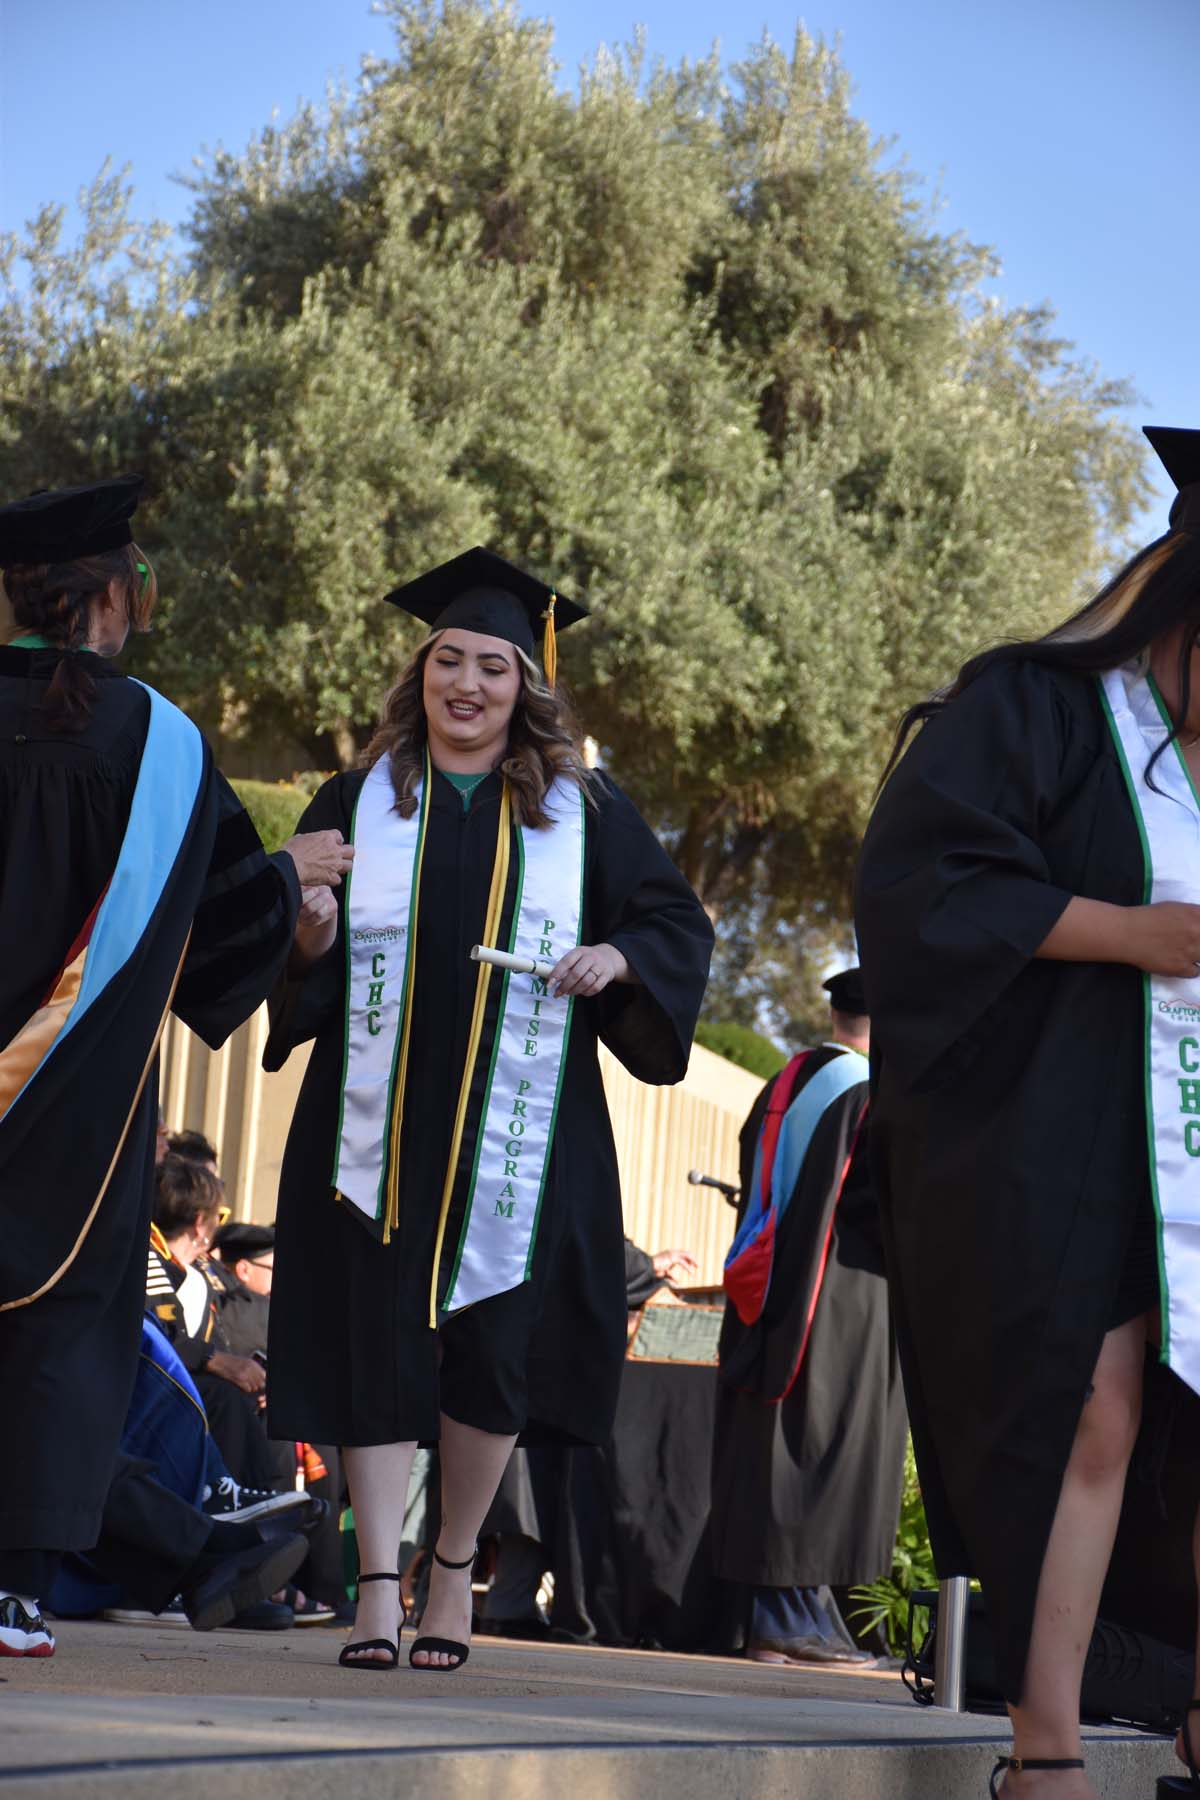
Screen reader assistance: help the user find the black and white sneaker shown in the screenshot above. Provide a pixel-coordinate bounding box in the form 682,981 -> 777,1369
202,1476 -> 312,1525
103,1597 -> 189,1628
0,1594 -> 55,1658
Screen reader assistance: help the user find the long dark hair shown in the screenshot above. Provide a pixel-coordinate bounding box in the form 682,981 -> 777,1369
3,543 -> 157,731
884,530 -> 1200,783
363,631 -> 595,829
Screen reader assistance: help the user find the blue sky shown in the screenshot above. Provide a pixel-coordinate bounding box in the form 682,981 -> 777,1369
2,0 -> 1195,538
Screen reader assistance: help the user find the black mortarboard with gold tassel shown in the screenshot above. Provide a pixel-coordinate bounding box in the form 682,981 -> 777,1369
384,546 -> 587,689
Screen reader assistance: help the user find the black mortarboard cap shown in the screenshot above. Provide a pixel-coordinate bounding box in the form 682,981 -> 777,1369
212,1221 -> 275,1261
0,474 -> 143,566
823,968 -> 867,1016
1143,428 -> 1200,532
384,547 -> 587,685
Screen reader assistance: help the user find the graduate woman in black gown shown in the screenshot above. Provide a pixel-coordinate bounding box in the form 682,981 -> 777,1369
856,428 -> 1200,1798
265,549 -> 713,1672
0,477 -> 353,1658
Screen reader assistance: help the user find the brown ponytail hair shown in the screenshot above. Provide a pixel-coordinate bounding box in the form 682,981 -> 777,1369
881,530 -> 1200,789
363,632 -> 596,828
3,543 -> 157,731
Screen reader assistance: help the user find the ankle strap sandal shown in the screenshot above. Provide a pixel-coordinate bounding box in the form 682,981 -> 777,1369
338,1570 -> 405,1671
1159,1699 -> 1200,1793
990,1757 -> 1084,1796
408,1543 -> 477,1673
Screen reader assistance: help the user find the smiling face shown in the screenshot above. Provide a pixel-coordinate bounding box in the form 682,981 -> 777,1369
422,629 -> 522,770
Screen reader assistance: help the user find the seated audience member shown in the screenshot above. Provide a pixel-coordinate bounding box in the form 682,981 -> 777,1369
166,1129 -> 220,1174
149,1157 -> 280,1497
47,1452 -> 310,1639
50,1318 -> 319,1634
208,1219 -> 341,1624
209,1221 -> 274,1358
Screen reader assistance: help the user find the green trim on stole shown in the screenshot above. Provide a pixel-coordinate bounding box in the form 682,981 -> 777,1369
1097,672 -> 1170,1357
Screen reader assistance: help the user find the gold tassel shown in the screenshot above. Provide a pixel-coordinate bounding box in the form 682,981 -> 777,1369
542,593 -> 557,689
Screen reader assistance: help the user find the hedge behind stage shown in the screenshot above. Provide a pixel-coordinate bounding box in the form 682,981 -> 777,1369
694,1019 -> 787,1080
231,779 -> 309,854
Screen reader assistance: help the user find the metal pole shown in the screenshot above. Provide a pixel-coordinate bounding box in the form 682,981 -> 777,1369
933,1576 -> 970,1711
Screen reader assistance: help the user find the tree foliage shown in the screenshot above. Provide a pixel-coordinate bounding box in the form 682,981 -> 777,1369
0,1 -> 1149,1019
229,778 -> 310,852
693,1019 -> 786,1080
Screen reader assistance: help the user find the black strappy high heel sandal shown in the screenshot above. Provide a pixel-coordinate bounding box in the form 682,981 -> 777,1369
1159,1700 -> 1200,1795
408,1544 -> 477,1672
989,1756 -> 1085,1796
338,1571 -> 406,1671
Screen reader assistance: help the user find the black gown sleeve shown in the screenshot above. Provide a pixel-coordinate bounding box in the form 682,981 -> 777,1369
624,1238 -> 662,1309
855,659 -> 1077,1093
587,778 -> 714,1084
172,771 -> 302,1050
262,774 -> 356,1070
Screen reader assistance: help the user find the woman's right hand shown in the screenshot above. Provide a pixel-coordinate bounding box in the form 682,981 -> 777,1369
283,828 -> 354,888
1125,903 -> 1200,978
290,885 -> 339,973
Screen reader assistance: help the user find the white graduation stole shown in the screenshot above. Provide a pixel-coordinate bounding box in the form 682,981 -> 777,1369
1100,665 -> 1200,1396
333,757 -> 586,1318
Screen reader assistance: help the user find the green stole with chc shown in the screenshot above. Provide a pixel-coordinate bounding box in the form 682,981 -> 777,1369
333,752 -> 586,1325
1100,664 -> 1200,1396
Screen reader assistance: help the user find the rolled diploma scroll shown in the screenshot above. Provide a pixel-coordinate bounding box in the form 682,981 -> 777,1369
470,944 -> 556,982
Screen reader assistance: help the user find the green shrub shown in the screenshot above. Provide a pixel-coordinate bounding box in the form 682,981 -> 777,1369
694,1019 -> 787,1079
231,779 -> 309,853
848,1440 -> 938,1654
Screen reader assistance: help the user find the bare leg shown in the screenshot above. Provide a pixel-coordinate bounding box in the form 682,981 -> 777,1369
341,1441 -> 419,1664
1000,1315 -> 1148,1797
410,1414 -> 517,1668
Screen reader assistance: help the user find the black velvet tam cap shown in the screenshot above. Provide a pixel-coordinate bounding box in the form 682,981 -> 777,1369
823,968 -> 867,1017
211,1221 -> 275,1261
385,547 -> 586,674
0,474 -> 144,566
1143,427 -> 1200,531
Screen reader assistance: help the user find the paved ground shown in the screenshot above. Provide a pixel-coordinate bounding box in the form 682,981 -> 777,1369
0,1621 -> 1181,1798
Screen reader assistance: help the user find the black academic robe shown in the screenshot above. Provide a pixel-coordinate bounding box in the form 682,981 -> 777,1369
709,1049 -> 907,1588
0,645 -> 299,1560
854,657 -> 1171,1703
264,767 -> 713,1448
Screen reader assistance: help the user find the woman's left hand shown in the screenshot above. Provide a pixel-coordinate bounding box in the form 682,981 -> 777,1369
549,942 -> 629,998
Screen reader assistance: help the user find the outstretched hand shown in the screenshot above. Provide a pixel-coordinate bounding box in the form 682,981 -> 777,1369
283,828 -> 354,888
549,942 -> 629,998
652,1248 -> 699,1280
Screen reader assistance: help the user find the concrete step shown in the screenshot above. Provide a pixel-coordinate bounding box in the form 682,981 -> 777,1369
0,1622 -> 1178,1799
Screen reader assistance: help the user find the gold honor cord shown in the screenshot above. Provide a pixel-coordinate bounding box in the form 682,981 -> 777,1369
542,594 -> 557,690
380,750 -> 433,1243
427,781 -> 513,1326
0,928 -> 193,1314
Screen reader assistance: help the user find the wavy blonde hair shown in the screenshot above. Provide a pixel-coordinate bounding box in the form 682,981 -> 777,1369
362,632 -> 595,827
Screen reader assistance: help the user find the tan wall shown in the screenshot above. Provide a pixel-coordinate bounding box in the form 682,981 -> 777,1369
159,1017 -> 761,1287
